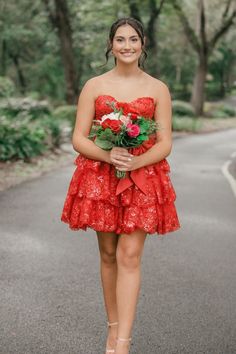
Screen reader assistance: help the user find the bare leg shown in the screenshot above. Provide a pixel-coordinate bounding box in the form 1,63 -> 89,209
97,232 -> 119,352
115,229 -> 147,354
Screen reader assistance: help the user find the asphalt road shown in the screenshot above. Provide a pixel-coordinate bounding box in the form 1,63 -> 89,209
0,129 -> 236,354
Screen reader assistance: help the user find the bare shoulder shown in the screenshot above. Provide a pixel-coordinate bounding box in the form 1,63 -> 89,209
143,73 -> 171,99
80,73 -> 109,98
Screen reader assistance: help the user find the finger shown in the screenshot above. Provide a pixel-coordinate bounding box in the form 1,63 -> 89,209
113,147 -> 128,152
112,160 -> 130,167
112,148 -> 132,157
111,155 -> 132,162
112,153 -> 132,160
115,166 -> 129,171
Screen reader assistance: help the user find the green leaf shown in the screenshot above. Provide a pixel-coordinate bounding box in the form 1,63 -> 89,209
94,137 -> 113,150
136,134 -> 148,142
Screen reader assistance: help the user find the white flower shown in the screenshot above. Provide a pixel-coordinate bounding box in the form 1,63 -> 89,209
119,114 -> 131,126
101,112 -> 120,122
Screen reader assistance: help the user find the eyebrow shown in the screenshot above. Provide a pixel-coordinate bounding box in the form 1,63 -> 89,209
114,35 -> 139,39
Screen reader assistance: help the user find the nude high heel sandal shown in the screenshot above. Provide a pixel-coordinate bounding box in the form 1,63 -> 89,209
106,321 -> 118,353
116,337 -> 132,351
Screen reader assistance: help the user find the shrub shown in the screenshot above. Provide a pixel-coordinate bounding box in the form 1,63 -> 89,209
0,114 -> 62,161
212,104 -> 236,118
0,77 -> 15,98
172,116 -> 201,132
0,97 -> 51,119
0,116 -> 46,161
53,105 -> 77,123
172,100 -> 196,117
41,116 -> 62,148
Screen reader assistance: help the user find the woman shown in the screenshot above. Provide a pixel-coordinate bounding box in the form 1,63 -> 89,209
61,17 -> 180,354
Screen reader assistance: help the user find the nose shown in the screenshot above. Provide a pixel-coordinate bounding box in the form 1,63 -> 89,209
124,40 -> 131,49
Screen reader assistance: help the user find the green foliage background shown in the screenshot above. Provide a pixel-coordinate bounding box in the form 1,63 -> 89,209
0,0 -> 235,161
0,0 -> 235,102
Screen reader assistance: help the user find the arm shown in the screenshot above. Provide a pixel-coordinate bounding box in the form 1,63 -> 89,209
115,82 -> 173,171
72,78 -> 111,163
136,81 -> 173,168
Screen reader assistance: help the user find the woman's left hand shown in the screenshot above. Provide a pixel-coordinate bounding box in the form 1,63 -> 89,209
115,154 -> 141,172
110,147 -> 142,171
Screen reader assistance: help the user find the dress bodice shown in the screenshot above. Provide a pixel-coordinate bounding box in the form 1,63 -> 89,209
95,95 -> 156,120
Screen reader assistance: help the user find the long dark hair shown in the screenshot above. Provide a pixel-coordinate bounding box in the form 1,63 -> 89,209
104,17 -> 147,68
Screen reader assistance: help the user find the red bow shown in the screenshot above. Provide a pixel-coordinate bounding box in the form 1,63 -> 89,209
116,168 -> 147,195
115,135 -> 156,195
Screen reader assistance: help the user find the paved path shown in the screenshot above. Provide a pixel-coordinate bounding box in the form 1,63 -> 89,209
0,129 -> 236,354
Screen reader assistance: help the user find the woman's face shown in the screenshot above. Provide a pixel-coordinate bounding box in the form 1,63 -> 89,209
111,24 -> 142,65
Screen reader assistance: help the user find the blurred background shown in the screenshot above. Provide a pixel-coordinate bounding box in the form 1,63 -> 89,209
0,0 -> 236,188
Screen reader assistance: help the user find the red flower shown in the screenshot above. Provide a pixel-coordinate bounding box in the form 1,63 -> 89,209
101,118 -> 112,130
130,113 -> 138,121
101,118 -> 122,133
109,120 -> 123,133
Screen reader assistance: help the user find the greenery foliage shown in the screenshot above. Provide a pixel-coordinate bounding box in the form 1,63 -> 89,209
0,1 -> 235,161
0,116 -> 47,161
0,98 -> 51,119
172,116 -> 201,132
0,77 -> 15,98
172,100 -> 196,117
0,0 -> 235,102
0,97 -> 62,161
211,104 -> 236,118
52,105 -> 77,129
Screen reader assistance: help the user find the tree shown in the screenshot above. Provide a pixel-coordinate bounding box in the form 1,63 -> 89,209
127,0 -> 166,77
42,0 -> 78,103
171,0 -> 236,115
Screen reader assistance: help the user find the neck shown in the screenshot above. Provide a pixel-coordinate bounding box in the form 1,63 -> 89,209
113,61 -> 142,77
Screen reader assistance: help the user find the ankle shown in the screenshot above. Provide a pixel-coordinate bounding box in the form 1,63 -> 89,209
116,337 -> 132,346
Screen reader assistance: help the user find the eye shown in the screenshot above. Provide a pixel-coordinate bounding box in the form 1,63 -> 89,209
131,38 -> 138,42
116,38 -> 123,42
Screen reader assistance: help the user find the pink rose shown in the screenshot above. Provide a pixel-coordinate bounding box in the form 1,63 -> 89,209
127,123 -> 140,138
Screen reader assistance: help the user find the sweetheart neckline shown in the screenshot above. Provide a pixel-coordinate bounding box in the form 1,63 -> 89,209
95,94 -> 156,105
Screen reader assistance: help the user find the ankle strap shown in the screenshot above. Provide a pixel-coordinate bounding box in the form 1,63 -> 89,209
117,337 -> 132,342
107,321 -> 118,327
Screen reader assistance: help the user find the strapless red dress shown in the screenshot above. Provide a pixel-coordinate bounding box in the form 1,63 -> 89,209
61,95 -> 180,235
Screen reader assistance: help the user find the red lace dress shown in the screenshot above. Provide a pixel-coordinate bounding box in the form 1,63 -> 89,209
61,95 -> 180,235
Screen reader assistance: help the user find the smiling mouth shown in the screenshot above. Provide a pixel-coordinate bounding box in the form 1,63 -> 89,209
121,52 -> 135,55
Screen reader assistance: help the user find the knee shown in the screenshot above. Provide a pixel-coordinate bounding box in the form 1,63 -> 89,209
116,248 -> 141,271
100,248 -> 117,265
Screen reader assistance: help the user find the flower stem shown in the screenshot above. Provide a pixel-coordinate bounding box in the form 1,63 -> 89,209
116,170 -> 126,179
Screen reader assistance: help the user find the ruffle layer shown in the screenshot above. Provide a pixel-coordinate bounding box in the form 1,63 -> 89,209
61,149 -> 180,235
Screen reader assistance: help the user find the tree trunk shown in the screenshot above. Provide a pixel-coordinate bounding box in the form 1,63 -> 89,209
43,0 -> 78,104
58,27 -> 78,104
219,70 -> 226,97
146,19 -> 159,77
54,0 -> 78,104
190,56 -> 207,116
9,53 -> 26,94
1,39 -> 7,76
127,0 -> 142,23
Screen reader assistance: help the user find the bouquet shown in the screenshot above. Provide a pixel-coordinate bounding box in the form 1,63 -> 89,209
89,101 -> 158,178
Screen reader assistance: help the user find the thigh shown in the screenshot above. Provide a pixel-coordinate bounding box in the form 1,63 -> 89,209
97,231 -> 119,254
